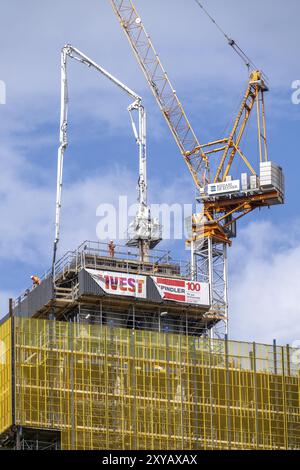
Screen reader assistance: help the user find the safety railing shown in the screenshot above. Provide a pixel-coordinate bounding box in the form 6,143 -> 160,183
14,241 -> 192,306
58,242 -> 191,279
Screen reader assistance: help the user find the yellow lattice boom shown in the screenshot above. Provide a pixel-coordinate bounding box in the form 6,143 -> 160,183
1,317 -> 300,449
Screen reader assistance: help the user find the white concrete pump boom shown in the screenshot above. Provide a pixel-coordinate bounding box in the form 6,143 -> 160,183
128,101 -> 147,207
63,45 -> 142,102
52,44 -> 149,277
126,99 -> 161,261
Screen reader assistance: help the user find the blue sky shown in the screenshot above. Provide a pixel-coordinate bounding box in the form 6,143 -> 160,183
0,0 -> 299,344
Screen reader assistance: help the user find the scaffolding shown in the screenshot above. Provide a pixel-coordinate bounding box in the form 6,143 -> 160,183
12,240 -> 217,334
1,316 -> 300,450
0,318 -> 12,437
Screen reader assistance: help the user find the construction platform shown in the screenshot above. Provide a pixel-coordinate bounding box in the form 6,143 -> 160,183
0,316 -> 300,450
12,241 -> 220,335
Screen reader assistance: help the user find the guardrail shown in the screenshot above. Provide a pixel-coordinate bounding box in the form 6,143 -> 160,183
14,241 -> 192,305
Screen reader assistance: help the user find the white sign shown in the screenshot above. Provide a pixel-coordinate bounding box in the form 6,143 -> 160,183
152,276 -> 210,306
86,269 -> 147,299
207,180 -> 240,196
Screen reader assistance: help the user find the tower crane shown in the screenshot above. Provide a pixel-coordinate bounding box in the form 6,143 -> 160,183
52,44 -> 161,280
108,0 -> 285,338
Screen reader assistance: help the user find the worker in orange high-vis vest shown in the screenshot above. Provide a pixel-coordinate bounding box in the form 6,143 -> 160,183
31,275 -> 41,286
108,240 -> 116,258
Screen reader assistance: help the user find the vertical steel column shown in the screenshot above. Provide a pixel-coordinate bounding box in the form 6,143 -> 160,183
192,339 -> 199,446
252,342 -> 259,448
9,299 -> 15,427
100,301 -> 103,327
281,346 -> 289,449
15,427 -> 21,450
225,334 -> 232,449
179,333 -> 185,449
9,299 -> 21,450
273,339 -> 277,374
208,238 -> 214,314
165,332 -> 171,449
211,241 -> 228,338
285,343 -> 291,448
69,322 -> 76,450
190,239 -> 196,281
132,304 -> 135,330
130,330 -> 137,449
286,344 -> 291,376
223,244 -> 229,336
207,336 -> 215,448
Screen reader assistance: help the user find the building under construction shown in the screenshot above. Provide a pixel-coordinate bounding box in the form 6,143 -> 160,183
0,242 -> 300,450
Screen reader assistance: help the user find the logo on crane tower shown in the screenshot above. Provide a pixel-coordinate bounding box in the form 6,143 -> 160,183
207,180 -> 240,196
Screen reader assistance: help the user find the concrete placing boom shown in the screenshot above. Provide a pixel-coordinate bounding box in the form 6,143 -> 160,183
108,0 -> 285,338
52,44 -> 160,279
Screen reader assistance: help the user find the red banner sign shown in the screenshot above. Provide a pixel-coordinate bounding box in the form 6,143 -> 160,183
86,269 -> 147,299
152,276 -> 210,306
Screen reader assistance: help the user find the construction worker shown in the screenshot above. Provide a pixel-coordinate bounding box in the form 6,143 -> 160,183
31,275 -> 41,286
108,240 -> 116,258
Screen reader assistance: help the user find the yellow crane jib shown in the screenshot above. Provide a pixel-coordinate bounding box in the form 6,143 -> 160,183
109,0 -> 209,190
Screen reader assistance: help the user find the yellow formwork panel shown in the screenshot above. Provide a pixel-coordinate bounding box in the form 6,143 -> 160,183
0,318 -> 12,435
10,318 -> 300,450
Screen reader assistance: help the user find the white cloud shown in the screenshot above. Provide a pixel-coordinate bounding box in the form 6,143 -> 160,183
1,0 -> 298,95
0,144 -> 136,264
229,220 -> 300,345
0,0 -> 298,140
0,135 -> 193,263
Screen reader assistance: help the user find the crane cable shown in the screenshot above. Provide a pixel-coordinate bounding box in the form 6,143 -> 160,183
193,0 -> 268,81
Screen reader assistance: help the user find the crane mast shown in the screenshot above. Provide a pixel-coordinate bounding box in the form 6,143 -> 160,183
109,0 -> 284,338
